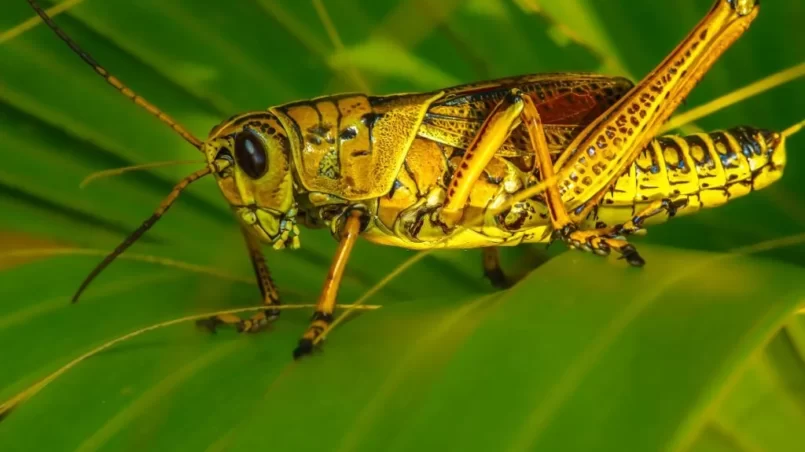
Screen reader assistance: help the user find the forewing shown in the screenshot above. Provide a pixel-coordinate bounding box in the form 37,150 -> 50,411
418,73 -> 634,158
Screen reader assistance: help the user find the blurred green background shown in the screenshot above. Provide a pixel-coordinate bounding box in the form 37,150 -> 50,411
0,0 -> 804,450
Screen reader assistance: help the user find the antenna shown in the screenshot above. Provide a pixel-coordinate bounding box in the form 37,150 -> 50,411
26,0 -> 204,150
71,166 -> 213,302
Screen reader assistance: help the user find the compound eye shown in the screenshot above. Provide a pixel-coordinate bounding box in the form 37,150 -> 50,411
234,129 -> 268,179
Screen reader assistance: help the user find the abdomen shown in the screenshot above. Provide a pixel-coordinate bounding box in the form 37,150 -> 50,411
586,126 -> 786,229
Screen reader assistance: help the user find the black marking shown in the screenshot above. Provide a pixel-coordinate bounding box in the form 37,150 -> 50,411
731,126 -> 763,157
285,114 -> 305,151
306,119 -> 332,148
503,205 -> 529,231
403,161 -> 422,195
684,135 -> 713,168
351,149 -> 370,157
308,124 -> 330,136
229,113 -> 276,130
409,214 -> 425,238
710,131 -> 738,168
505,89 -> 524,103
361,112 -> 384,128
340,126 -> 358,140
363,112 -> 382,158
486,172 -> 503,184
388,179 -> 403,198
334,100 -> 343,164
657,137 -> 689,173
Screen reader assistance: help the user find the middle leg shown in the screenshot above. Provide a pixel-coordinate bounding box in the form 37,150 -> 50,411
482,247 -> 512,289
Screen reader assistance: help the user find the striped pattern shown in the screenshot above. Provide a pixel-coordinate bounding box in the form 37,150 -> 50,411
591,126 -> 785,228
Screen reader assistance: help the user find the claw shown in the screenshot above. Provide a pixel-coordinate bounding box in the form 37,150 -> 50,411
236,320 -> 251,333
293,339 -> 314,360
594,240 -> 611,256
196,310 -> 276,335
669,198 -> 689,217
619,244 -> 646,267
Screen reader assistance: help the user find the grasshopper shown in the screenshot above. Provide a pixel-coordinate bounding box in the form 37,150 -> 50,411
27,0 -> 787,359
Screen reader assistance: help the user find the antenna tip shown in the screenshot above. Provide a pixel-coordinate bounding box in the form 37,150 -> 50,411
781,119 -> 805,139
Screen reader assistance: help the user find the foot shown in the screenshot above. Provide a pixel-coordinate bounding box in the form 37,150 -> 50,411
483,265 -> 514,289
555,224 -> 646,267
292,311 -> 333,359
196,308 -> 280,334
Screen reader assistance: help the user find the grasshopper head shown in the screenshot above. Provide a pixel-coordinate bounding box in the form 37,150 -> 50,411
205,113 -> 300,250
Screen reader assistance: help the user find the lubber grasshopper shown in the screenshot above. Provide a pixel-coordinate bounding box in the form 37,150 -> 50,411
27,0 -> 788,358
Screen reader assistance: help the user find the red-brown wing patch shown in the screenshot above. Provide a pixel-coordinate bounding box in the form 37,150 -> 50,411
419,73 -> 634,157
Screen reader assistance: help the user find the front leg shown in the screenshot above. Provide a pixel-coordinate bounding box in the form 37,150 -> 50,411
293,210 -> 363,359
197,226 -> 281,333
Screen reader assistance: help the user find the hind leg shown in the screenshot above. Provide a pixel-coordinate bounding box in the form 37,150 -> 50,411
504,90 -> 652,266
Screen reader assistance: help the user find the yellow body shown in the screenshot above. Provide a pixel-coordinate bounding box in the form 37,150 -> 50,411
205,73 -> 785,251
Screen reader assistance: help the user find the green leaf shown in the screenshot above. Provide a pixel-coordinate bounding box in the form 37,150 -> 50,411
1,0 -> 804,451
1,247 -> 803,451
